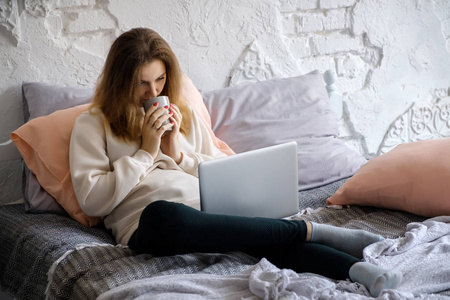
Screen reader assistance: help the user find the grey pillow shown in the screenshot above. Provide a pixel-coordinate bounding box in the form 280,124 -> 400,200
202,70 -> 367,191
22,165 -> 66,214
22,81 -> 93,122
21,82 -> 93,214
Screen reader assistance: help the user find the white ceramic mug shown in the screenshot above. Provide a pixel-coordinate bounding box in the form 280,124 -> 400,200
143,96 -> 172,134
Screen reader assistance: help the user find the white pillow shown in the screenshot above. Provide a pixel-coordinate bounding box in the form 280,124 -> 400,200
202,70 -> 367,191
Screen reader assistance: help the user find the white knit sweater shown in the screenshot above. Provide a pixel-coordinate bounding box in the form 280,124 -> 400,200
69,106 -> 226,245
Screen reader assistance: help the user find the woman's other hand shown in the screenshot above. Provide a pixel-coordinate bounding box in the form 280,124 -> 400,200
141,102 -> 174,159
161,103 -> 182,164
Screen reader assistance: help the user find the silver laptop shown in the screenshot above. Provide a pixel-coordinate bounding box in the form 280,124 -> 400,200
199,141 -> 298,218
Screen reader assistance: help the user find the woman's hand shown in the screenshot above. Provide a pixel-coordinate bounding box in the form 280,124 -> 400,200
160,103 -> 182,164
141,102 -> 174,159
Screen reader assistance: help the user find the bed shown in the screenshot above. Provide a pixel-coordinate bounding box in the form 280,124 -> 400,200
1,70 -> 450,300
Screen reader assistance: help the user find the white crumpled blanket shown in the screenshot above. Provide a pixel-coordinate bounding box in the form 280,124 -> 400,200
97,217 -> 450,300
97,258 -> 371,300
364,216 -> 450,297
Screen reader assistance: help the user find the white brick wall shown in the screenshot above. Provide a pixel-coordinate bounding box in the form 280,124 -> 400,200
279,0 -> 317,13
0,0 -> 449,160
312,35 -> 364,55
442,19 -> 450,38
284,36 -> 311,58
297,9 -> 349,33
320,0 -> 356,9
63,10 -> 116,33
281,7 -> 349,34
53,0 -> 96,8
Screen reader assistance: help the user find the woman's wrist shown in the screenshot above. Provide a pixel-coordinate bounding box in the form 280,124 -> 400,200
174,151 -> 183,164
140,145 -> 159,160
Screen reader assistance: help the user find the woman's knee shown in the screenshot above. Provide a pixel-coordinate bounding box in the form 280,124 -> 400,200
145,200 -> 173,213
141,200 -> 193,231
143,200 -> 177,221
138,201 -> 200,255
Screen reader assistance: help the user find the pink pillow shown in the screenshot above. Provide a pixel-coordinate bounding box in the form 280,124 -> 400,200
327,139 -> 450,217
11,104 -> 101,226
181,74 -> 234,156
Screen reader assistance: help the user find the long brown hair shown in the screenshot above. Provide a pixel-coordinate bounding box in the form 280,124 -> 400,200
92,28 -> 191,141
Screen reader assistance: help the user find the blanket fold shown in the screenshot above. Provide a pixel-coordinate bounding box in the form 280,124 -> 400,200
364,216 -> 450,295
97,258 -> 368,300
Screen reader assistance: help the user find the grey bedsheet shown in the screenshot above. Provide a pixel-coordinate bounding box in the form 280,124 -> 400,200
0,204 -> 115,300
0,178 -> 347,299
0,178 -> 431,300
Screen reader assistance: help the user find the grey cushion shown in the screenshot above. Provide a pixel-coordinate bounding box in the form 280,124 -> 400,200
202,70 -> 367,191
22,82 -> 93,122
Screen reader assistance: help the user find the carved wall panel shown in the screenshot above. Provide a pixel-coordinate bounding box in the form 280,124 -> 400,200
378,98 -> 450,155
229,41 -> 278,87
0,0 -> 17,40
25,0 -> 46,17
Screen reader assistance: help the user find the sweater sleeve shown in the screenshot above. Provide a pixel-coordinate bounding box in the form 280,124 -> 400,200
177,107 -> 228,176
69,110 -> 154,217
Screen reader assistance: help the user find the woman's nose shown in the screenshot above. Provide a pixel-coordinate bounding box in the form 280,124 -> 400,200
146,84 -> 158,98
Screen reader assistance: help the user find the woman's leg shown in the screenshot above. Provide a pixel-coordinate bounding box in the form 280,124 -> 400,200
128,201 -> 402,295
129,200 -> 308,255
248,242 -> 360,280
129,201 -> 360,280
308,222 -> 384,258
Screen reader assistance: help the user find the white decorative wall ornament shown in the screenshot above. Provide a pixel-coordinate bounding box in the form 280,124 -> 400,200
0,0 -> 46,44
0,0 -> 19,43
186,0 -> 231,48
377,97 -> 450,155
228,41 -> 280,87
189,22 -> 210,47
0,0 -> 12,21
25,0 -> 46,17
432,0 -> 450,53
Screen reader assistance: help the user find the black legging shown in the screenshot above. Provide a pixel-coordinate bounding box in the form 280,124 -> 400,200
128,200 -> 360,279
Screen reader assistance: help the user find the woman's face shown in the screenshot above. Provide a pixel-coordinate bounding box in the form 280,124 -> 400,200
138,59 -> 167,105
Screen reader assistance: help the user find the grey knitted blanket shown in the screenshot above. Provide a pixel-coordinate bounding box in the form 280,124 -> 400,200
44,205 -> 432,300
0,204 -> 115,300
4,178 -> 449,300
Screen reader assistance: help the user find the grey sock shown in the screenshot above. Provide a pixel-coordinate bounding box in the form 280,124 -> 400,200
349,262 -> 403,297
310,222 -> 384,258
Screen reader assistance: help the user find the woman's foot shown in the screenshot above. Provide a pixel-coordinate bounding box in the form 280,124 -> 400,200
349,262 -> 403,297
370,270 -> 403,297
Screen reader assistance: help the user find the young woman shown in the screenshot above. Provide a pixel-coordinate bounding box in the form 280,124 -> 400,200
69,28 -> 402,297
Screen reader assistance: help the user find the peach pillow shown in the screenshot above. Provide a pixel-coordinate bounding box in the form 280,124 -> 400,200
327,139 -> 450,217
11,104 -> 101,226
181,74 -> 234,156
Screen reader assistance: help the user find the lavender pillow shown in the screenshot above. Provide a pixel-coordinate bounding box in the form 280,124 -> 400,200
22,82 -> 93,122
21,82 -> 93,214
22,165 -> 66,214
202,70 -> 367,191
